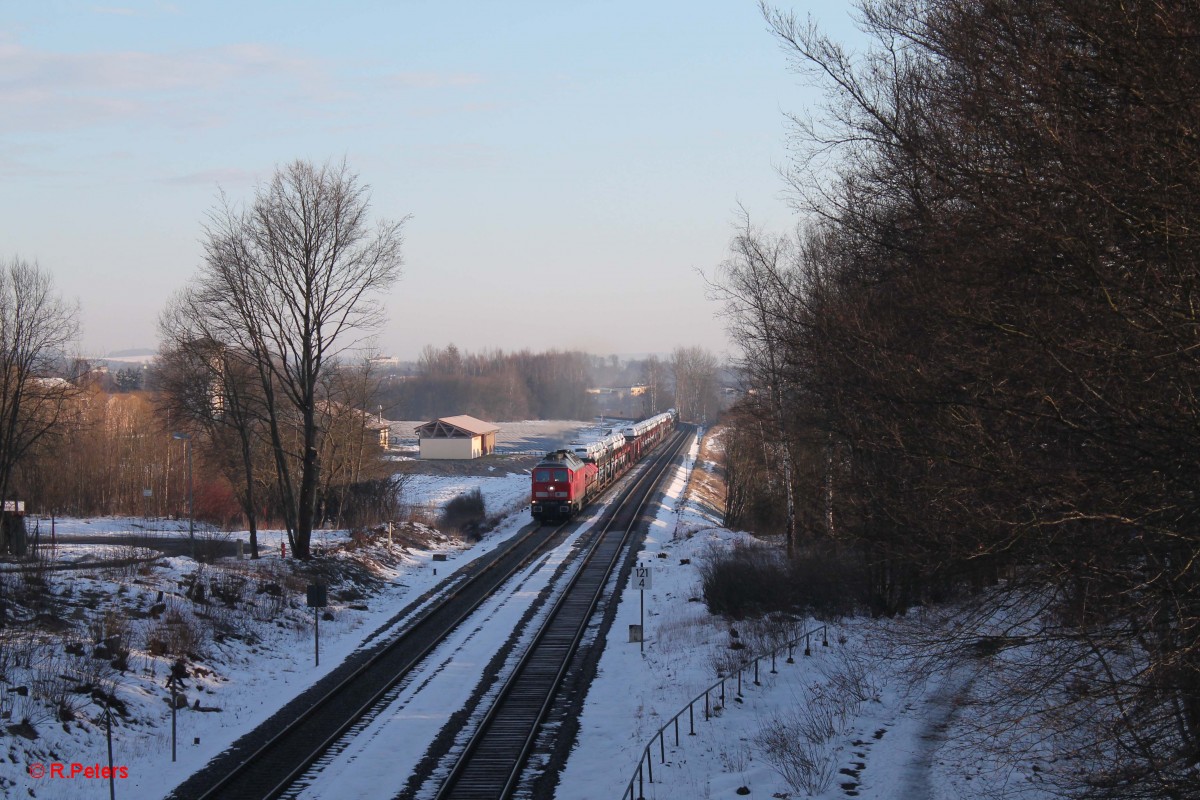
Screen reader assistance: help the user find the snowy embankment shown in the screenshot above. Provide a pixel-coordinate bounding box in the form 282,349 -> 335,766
3,509 -> 533,799
3,425 -> 1054,800
555,432 -> 1056,800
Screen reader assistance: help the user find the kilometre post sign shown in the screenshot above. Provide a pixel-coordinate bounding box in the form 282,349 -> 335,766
633,564 -> 653,653
632,565 -> 653,591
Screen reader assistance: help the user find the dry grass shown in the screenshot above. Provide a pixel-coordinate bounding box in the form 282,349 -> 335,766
675,426 -> 729,538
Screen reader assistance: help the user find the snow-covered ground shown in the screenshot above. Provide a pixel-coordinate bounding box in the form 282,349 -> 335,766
555,433 -> 1055,800
402,473 -> 531,520
389,419 -> 599,457
2,517 -> 528,799
2,430 -> 1044,800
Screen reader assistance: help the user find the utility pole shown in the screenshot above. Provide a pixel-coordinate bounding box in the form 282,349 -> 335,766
172,432 -> 194,560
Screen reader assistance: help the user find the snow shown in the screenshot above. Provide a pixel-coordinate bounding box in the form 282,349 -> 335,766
291,521 -> 596,800
553,433 -> 1056,800
3,518 -> 525,798
389,419 -> 599,457
2,431 -> 1048,800
401,473 -> 531,519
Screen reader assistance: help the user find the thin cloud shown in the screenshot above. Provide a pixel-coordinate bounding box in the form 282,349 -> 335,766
0,40 -> 489,135
383,72 -> 485,90
160,167 -> 261,187
0,40 -> 331,133
90,3 -> 182,17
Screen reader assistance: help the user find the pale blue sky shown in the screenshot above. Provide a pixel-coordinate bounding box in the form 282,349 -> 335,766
2,1 -> 861,361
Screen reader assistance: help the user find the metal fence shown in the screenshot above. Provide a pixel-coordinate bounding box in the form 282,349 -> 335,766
621,623 -> 829,800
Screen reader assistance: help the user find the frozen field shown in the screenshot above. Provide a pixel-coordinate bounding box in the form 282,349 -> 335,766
388,419 -> 619,456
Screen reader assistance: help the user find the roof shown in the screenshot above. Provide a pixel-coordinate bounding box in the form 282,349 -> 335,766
416,415 -> 500,438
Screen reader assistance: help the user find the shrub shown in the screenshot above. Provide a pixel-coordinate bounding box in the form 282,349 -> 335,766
755,711 -> 838,795
787,542 -> 872,618
699,541 -> 791,618
440,488 -> 487,540
145,601 -> 207,659
700,539 -> 874,619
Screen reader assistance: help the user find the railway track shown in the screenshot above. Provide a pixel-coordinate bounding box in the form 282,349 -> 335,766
167,425 -> 692,800
167,518 -> 574,800
433,427 -> 694,800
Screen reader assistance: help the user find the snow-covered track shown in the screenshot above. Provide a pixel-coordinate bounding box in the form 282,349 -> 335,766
433,427 -> 695,800
165,519 -> 572,800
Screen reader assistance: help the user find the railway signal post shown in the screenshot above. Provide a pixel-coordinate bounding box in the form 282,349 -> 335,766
307,584 -> 327,666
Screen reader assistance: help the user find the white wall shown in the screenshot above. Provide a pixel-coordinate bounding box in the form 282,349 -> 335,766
419,437 -> 480,460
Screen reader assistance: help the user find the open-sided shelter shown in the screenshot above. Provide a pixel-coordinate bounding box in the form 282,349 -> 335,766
416,415 -> 500,459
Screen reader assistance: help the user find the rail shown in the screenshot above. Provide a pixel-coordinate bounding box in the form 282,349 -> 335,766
434,428 -> 694,798
621,623 -> 829,800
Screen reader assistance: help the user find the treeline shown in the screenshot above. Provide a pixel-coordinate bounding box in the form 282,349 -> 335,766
8,370 -> 396,537
714,1 -> 1200,796
384,345 -> 596,421
382,344 -> 725,423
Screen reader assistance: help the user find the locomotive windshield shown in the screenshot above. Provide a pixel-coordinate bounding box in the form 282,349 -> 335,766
534,469 -> 551,482
555,469 -> 568,482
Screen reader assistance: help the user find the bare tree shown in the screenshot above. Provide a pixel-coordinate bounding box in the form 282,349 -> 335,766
315,358 -> 394,530
670,346 -> 720,424
709,209 -> 812,552
155,309 -> 272,558
639,355 -> 669,417
0,258 -> 79,552
748,0 -> 1200,793
186,159 -> 406,559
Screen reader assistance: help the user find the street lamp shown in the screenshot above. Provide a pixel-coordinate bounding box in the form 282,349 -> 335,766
172,432 -> 194,560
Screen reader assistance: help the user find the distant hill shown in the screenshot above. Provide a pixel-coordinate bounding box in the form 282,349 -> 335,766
105,348 -> 157,359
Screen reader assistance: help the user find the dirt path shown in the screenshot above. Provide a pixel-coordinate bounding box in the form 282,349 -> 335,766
892,673 -> 971,800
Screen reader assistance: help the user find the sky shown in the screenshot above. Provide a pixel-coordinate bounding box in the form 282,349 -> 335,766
1,0 -> 863,363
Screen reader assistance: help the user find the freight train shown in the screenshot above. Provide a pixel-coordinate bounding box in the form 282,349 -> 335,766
530,410 -> 677,521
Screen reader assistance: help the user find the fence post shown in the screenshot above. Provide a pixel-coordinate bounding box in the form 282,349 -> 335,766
620,625 -> 833,800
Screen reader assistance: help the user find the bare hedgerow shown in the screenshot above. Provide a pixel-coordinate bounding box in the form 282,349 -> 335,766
440,488 -> 487,540
145,599 -> 208,660
819,647 -> 884,706
753,647 -> 883,795
194,528 -> 232,563
699,540 -> 791,618
707,645 -> 746,679
755,709 -> 838,795
87,608 -> 133,672
699,538 -> 873,619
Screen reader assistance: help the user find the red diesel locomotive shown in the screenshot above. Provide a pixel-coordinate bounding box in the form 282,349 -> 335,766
530,410 -> 677,521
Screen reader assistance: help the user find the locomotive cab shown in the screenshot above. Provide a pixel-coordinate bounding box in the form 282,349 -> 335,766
530,450 -> 596,521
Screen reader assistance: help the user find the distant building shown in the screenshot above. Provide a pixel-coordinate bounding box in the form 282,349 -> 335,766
318,401 -> 392,449
367,415 -> 391,449
416,415 -> 500,460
